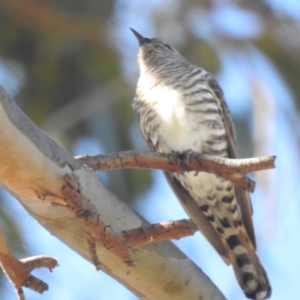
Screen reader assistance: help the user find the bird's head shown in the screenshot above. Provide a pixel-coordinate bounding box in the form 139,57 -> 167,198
130,28 -> 185,72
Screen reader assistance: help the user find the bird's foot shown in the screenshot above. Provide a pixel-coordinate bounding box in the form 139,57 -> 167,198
172,149 -> 195,173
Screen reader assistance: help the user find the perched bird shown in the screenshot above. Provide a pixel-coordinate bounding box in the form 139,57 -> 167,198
131,28 -> 271,299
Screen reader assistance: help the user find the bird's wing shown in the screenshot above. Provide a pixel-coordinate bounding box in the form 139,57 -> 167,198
208,78 -> 256,249
164,172 -> 230,263
137,110 -> 231,262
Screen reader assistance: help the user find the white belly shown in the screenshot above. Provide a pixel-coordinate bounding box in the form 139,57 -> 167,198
145,84 -> 224,153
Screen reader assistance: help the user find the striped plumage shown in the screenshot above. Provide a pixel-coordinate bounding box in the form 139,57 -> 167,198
131,29 -> 271,299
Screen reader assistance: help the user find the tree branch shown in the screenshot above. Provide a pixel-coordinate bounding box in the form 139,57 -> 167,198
62,174 -> 197,267
0,227 -> 58,300
123,219 -> 197,248
76,150 -> 276,193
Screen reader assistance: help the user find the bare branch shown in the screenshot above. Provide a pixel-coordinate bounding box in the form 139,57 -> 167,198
62,175 -> 197,267
0,227 -> 58,300
76,150 -> 276,192
123,219 -> 197,248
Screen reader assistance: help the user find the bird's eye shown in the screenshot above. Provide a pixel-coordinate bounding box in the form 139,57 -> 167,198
164,44 -> 173,51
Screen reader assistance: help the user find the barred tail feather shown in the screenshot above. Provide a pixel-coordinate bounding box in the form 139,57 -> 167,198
226,234 -> 271,300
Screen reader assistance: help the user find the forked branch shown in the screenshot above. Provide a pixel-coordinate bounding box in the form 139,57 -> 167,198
0,227 -> 58,300
62,149 -> 277,269
62,174 -> 197,267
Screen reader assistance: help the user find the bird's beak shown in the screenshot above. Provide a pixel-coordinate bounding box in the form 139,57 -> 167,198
130,28 -> 148,45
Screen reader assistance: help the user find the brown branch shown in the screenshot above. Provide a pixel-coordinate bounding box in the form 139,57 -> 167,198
122,219 -> 197,248
62,175 -> 135,267
0,227 -> 58,300
67,150 -> 276,268
62,175 -> 197,268
76,150 -> 276,193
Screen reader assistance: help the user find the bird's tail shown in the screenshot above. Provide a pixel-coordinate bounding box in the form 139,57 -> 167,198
226,233 -> 271,299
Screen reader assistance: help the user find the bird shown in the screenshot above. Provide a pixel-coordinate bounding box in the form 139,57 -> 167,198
130,28 -> 271,300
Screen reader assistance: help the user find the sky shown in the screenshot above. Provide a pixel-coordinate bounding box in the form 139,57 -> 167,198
1,0 -> 300,299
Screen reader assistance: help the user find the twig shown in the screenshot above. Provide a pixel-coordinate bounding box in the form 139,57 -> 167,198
0,227 -> 58,300
76,150 -> 276,192
123,219 -> 197,248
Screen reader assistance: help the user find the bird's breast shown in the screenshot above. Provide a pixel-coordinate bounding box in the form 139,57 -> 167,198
151,86 -> 195,151
137,82 -> 226,154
